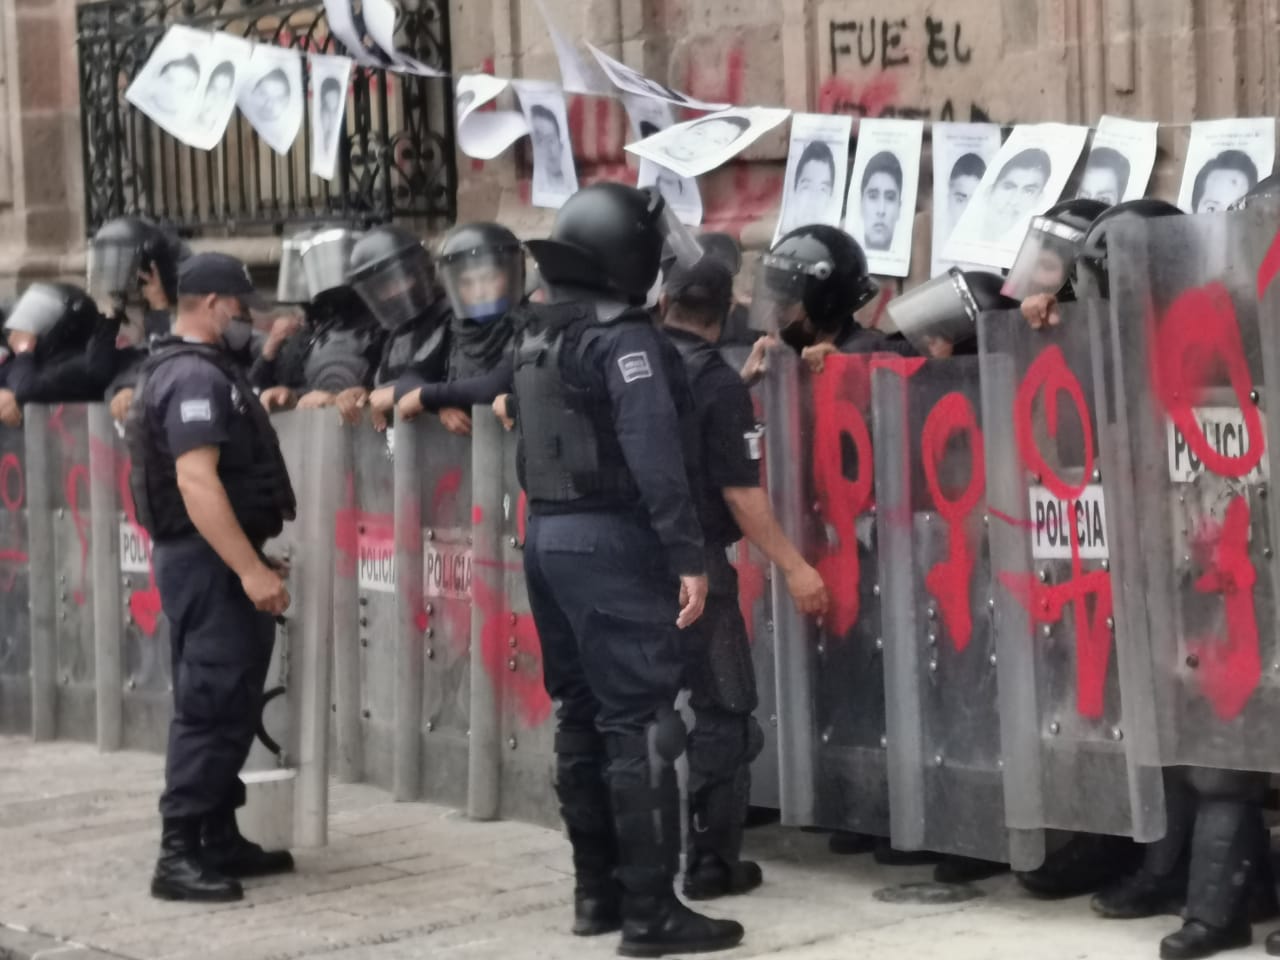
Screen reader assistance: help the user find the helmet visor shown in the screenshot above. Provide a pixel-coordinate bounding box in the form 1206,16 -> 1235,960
748,252 -> 819,334
6,284 -> 70,338
87,238 -> 144,303
440,247 -> 523,322
886,268 -> 979,355
277,231 -> 314,304
301,228 -> 360,301
351,249 -> 434,330
1001,216 -> 1084,301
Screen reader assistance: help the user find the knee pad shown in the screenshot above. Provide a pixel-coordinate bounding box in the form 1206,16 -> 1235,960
653,705 -> 688,763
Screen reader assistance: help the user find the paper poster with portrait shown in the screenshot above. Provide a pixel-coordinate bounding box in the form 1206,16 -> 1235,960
843,118 -> 923,278
588,43 -> 729,112
513,80 -> 578,209
622,95 -> 702,226
943,123 -> 1090,270
773,114 -> 852,243
455,74 -> 529,160
1177,117 -> 1277,213
184,33 -> 253,152
625,107 -> 791,180
236,44 -> 304,156
1075,115 -> 1158,205
308,53 -> 354,181
322,0 -> 389,68
125,25 -> 213,145
929,123 -> 1002,277
361,0 -> 447,77
533,0 -> 611,95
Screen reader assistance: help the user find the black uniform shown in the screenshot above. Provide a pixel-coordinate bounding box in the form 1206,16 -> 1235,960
666,328 -> 765,885
129,337 -> 295,823
394,311 -> 517,405
375,297 -> 452,388
249,292 -> 384,395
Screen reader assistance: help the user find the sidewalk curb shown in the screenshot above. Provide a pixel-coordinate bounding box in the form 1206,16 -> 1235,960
0,925 -> 127,960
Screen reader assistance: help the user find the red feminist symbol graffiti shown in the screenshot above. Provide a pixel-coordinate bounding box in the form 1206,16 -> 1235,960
1151,281 -> 1264,719
0,452 -> 27,586
921,392 -> 985,652
999,345 -> 1113,718
811,358 -> 875,636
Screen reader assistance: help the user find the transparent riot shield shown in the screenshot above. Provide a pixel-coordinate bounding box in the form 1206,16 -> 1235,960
720,342 -> 781,810
1104,209 -> 1280,772
769,349 -> 889,836
979,303 -> 1165,859
470,409 -> 557,826
872,356 -> 1011,865
0,424 -> 29,734
24,405 -> 95,742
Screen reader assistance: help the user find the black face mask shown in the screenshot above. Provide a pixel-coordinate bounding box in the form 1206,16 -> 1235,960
779,318 -> 816,353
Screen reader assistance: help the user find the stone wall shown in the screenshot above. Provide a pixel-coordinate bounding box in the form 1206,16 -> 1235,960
6,0 -> 1280,295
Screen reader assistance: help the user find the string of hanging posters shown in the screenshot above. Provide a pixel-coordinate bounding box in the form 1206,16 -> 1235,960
122,0 -> 1277,279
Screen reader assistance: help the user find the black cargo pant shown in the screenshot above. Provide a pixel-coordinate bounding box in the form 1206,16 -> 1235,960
525,510 -> 686,896
155,537 -> 275,820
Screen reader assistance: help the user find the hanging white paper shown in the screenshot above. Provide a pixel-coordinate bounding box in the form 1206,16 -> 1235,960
237,43 -> 305,156
930,123 -> 1003,277
843,118 -> 923,278
943,122 -> 1090,270
456,74 -> 530,160
533,0 -> 611,95
322,0 -> 390,68
625,107 -> 790,180
588,44 -> 729,112
124,25 -> 213,145
623,95 -> 702,226
1177,117 -> 1277,213
309,53 -> 354,181
513,80 -> 579,209
1077,115 -> 1158,204
187,33 -> 253,152
362,0 -> 447,77
774,113 -> 852,243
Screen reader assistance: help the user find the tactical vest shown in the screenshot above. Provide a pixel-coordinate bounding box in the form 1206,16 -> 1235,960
511,301 -> 642,505
128,340 -> 297,544
302,325 -> 378,393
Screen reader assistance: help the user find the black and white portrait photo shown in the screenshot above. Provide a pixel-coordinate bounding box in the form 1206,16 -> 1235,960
624,95 -> 702,225
1075,115 -> 1157,205
944,122 -> 1089,271
513,80 -> 578,209
626,107 -> 790,180
237,43 -> 304,156
588,43 -> 728,111
308,52 -> 354,181
125,25 -> 213,144
844,118 -> 923,278
1178,118 -> 1276,213
185,33 -> 252,151
774,113 -> 852,241
930,123 -> 1002,277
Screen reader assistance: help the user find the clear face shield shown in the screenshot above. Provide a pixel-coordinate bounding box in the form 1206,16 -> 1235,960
440,246 -> 524,323
1000,216 -> 1085,301
886,267 -> 980,356
6,284 -> 72,339
351,245 -> 434,331
657,199 -> 704,270
301,228 -> 361,301
87,237 -> 144,305
748,252 -> 830,351
277,230 -> 315,304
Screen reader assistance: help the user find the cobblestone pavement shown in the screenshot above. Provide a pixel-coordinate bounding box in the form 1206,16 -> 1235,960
0,738 -> 1208,959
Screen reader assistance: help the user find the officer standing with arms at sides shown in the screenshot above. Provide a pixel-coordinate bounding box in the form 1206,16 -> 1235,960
128,253 -> 296,903
658,254 -> 830,900
395,221 -> 524,435
345,225 -> 453,431
509,182 -> 743,956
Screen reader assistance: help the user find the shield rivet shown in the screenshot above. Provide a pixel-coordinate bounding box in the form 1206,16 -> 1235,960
989,653 -> 998,666
933,754 -> 944,767
872,584 -> 881,597
1049,721 -> 1060,735
1037,568 -> 1049,583
879,734 -> 888,748
1091,467 -> 1101,482
1186,654 -> 1200,669
874,637 -> 884,651
1101,559 -> 1110,571
1111,727 -> 1124,742
508,736 -> 518,750
1041,624 -> 1052,638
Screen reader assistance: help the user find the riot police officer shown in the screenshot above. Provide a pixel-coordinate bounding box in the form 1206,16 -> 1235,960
88,214 -> 190,342
254,227 -> 382,424
395,222 -> 524,435
659,254 -> 829,899
346,225 -> 453,431
128,253 -> 296,902
0,282 -> 123,426
510,183 -> 743,955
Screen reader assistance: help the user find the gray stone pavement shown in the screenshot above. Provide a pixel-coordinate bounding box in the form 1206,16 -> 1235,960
0,738 -> 1247,959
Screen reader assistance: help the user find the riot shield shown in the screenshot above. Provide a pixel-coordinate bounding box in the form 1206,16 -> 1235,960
1104,209 -> 1280,772
0,424 -> 29,734
470,408 -> 556,826
872,356 -> 1011,864
769,349 -> 889,836
979,302 -> 1165,857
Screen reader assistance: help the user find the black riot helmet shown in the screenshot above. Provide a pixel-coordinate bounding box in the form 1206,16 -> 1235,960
751,224 -> 878,351
6,282 -> 103,361
346,225 -> 435,331
1230,172 -> 1280,211
438,222 -> 525,324
524,182 -> 668,303
88,216 -> 188,305
887,268 -> 1017,355
1074,198 -> 1184,299
1002,198 -> 1110,302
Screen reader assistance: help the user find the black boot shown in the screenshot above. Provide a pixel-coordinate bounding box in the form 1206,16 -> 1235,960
1265,927 -> 1280,956
1159,920 -> 1250,960
827,831 -> 877,855
554,728 -> 621,937
1091,869 -> 1185,919
686,753 -> 762,900
152,817 -> 243,902
201,807 -> 294,878
933,856 -> 1008,885
610,722 -> 743,957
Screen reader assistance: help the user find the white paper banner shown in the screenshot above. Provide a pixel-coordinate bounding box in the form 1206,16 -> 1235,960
455,74 -> 530,160
309,53 -> 354,181
237,43 -> 305,156
623,95 -> 702,226
625,107 -> 790,180
513,79 -> 579,209
773,113 -> 852,242
1077,115 -> 1158,205
929,122 -> 1002,278
534,0 -> 611,95
124,25 -> 213,145
1177,117 -> 1277,213
589,43 -> 729,112
844,118 -> 923,278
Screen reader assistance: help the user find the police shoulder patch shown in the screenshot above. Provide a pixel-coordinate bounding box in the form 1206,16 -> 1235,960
179,398 -> 213,423
617,351 -> 653,384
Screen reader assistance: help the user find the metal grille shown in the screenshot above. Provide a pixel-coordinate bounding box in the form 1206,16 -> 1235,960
75,0 -> 456,237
